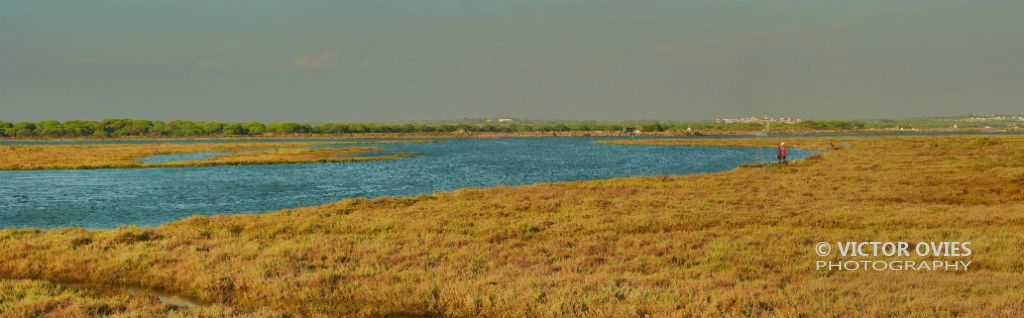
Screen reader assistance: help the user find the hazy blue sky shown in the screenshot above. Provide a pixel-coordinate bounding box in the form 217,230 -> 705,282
2,0 -> 1022,122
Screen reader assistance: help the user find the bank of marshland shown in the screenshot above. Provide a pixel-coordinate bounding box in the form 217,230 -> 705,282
1,135 -> 1022,317
0,140 -> 435,170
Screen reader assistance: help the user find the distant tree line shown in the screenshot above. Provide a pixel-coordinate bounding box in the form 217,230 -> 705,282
0,118 -> 1010,138
0,119 -> 681,137
0,119 -> 655,138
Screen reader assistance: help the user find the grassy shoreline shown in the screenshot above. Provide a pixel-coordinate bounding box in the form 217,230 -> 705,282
0,140 -> 433,171
2,135 -> 1023,316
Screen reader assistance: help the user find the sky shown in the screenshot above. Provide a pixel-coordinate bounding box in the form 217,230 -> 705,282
1,0 -> 1022,122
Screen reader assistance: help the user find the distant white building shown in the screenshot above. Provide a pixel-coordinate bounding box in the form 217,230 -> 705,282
960,115 -> 1024,122
716,117 -> 803,124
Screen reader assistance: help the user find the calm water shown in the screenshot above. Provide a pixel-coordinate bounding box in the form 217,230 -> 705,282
138,151 -> 230,163
0,137 -> 813,229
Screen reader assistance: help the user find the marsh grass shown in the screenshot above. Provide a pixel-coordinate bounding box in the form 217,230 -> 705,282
0,279 -> 284,317
0,140 -> 432,170
1,136 -> 1023,317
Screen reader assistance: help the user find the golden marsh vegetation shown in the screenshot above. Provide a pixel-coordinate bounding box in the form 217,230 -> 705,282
1,135 -> 1023,317
0,140 -> 433,170
0,279 -> 280,317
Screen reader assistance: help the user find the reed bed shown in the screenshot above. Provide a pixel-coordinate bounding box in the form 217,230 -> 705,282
1,135 -> 1022,317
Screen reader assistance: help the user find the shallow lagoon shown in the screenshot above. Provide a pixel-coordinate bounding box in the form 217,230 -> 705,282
0,137 -> 813,229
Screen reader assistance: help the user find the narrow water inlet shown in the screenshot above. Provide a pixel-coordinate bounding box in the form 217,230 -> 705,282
137,151 -> 230,163
51,280 -> 209,308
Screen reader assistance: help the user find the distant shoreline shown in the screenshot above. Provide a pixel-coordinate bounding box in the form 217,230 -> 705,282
2,127 -> 1019,141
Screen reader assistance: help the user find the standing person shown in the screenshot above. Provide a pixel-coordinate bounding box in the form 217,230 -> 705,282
781,142 -> 788,163
775,143 -> 783,164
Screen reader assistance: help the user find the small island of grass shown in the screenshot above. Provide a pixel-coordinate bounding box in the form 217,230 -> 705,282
0,140 -> 435,170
